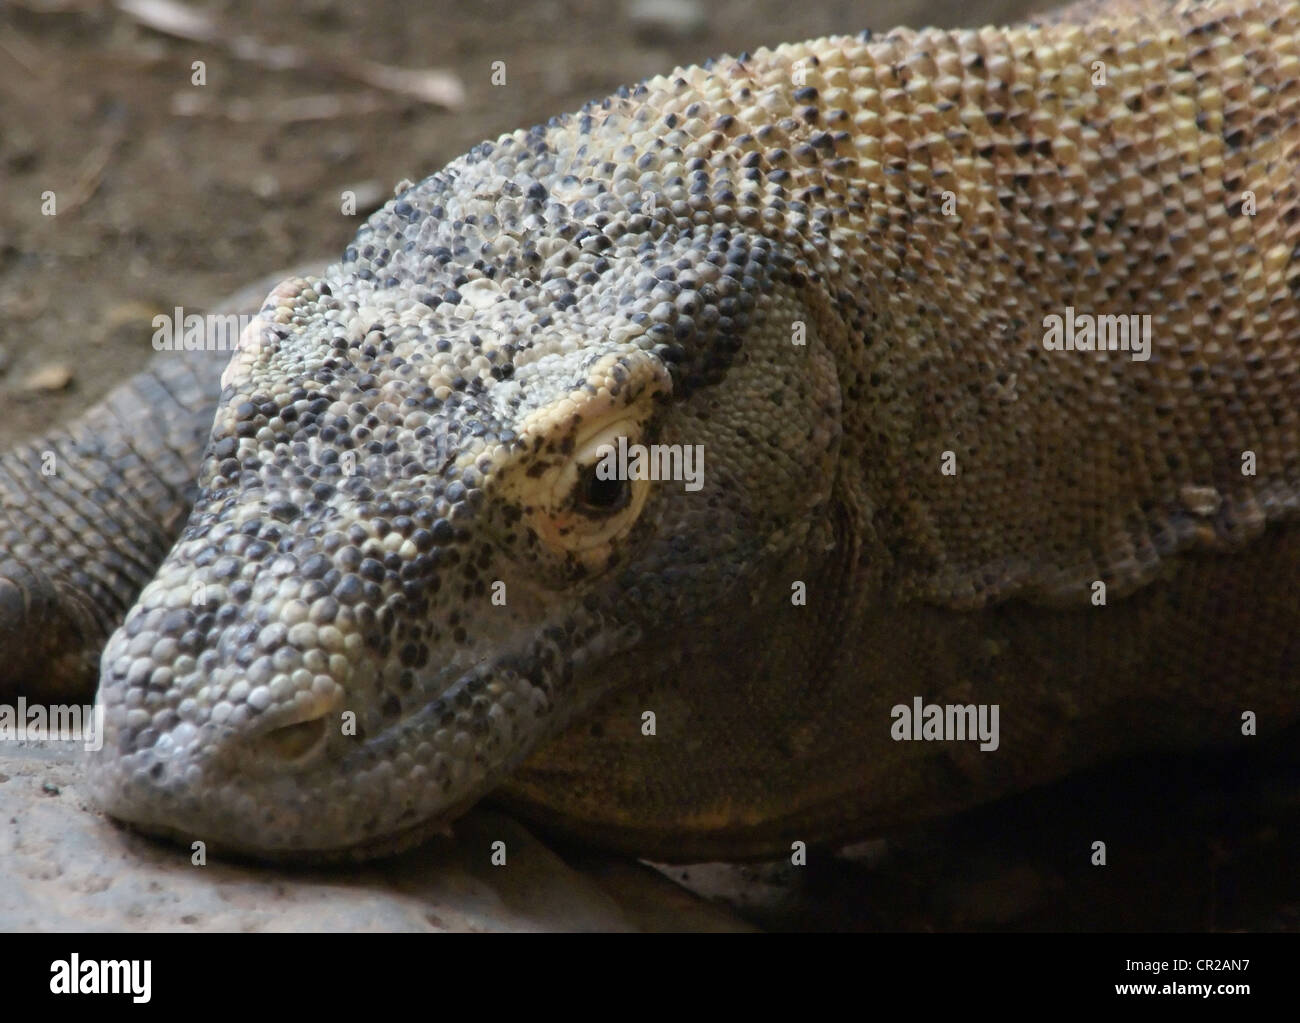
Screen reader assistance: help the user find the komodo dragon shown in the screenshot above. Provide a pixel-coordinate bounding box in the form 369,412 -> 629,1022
1,0 -> 1298,861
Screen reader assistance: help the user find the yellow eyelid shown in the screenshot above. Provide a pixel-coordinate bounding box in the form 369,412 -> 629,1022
540,417 -> 651,557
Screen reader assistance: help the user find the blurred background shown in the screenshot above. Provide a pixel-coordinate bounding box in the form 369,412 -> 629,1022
0,0 -> 1037,444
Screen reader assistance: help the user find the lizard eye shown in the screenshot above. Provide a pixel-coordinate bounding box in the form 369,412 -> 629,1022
575,463 -> 631,515
504,352 -> 672,570
527,418 -> 651,563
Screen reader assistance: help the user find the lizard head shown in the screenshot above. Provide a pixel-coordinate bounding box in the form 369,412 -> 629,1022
91,61 -> 848,858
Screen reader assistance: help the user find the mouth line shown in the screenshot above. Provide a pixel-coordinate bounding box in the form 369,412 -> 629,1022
347,619 -> 635,758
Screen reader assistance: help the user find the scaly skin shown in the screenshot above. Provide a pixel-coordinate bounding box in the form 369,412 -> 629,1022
2,0 -> 1299,860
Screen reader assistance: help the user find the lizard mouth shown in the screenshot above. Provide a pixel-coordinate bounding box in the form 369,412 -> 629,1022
92,618 -> 639,861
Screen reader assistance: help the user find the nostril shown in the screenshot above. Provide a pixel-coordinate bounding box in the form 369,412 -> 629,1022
256,714 -> 330,762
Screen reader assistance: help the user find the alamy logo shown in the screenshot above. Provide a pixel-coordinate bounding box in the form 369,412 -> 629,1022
594,437 -> 704,492
152,307 -> 257,351
0,698 -> 103,751
1042,306 -> 1151,362
890,696 -> 1000,751
50,956 -> 151,1003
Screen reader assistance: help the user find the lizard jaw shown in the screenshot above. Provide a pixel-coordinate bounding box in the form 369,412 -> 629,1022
89,616 -> 631,859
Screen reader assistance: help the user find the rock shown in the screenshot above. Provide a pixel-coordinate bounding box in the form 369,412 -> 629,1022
250,173 -> 281,200
0,740 -> 750,931
22,364 -> 74,392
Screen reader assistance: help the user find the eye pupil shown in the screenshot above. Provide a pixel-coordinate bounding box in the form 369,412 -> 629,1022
579,467 -> 630,512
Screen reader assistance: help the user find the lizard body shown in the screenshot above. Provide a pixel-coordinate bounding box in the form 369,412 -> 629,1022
2,0 -> 1298,859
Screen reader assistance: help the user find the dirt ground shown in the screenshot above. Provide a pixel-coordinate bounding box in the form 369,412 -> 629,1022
3,0 -> 1298,932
